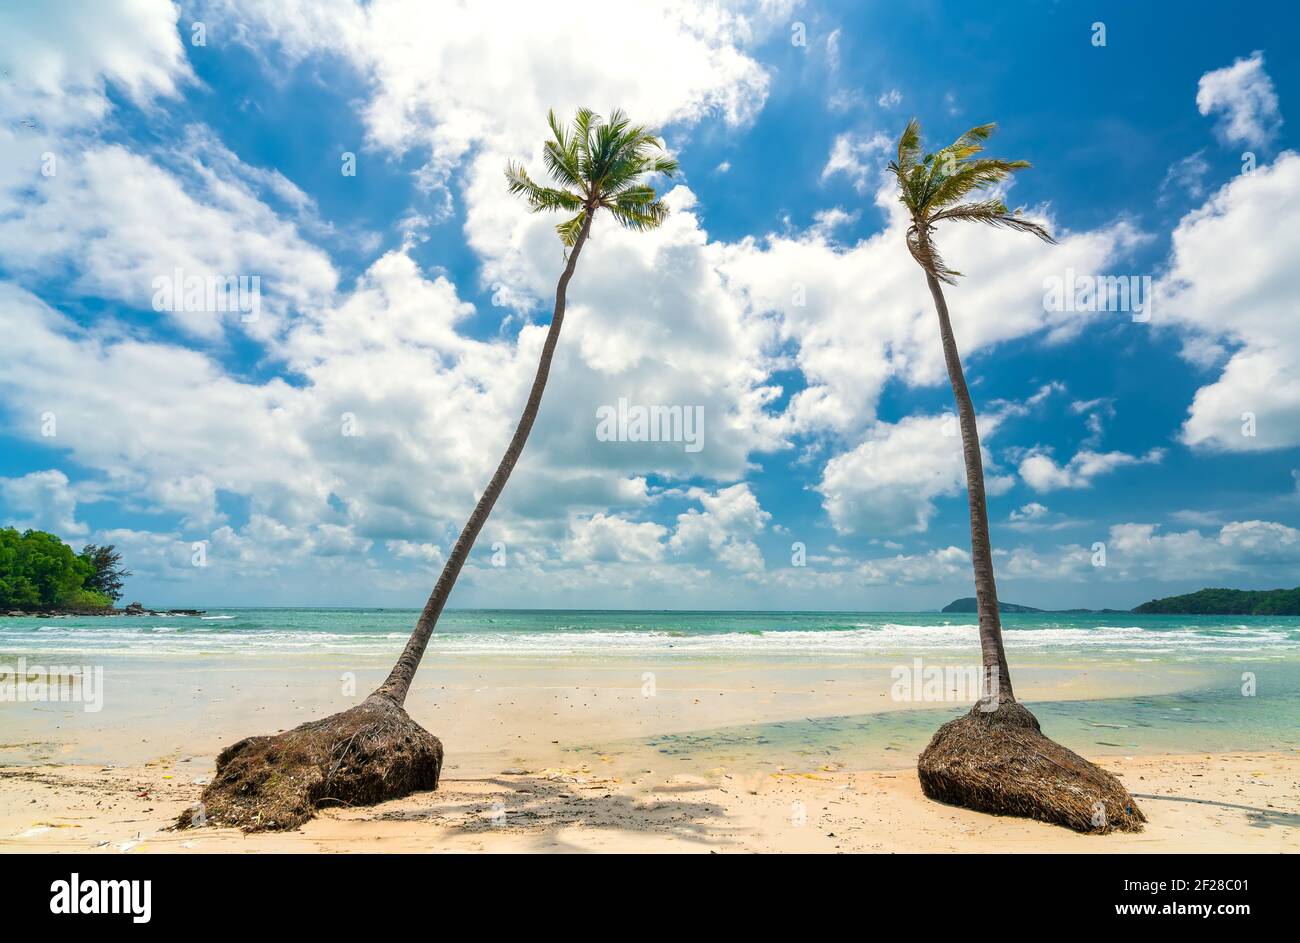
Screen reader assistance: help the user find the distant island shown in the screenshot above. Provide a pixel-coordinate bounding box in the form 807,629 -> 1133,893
942,597 -> 1043,613
939,598 -> 1132,614
943,586 -> 1300,616
1133,586 -> 1300,616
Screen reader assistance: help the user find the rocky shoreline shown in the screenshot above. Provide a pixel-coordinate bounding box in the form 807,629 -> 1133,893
2,601 -> 205,618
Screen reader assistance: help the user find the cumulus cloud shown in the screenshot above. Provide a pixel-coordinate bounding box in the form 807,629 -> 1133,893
199,0 -> 785,200
1018,447 -> 1164,492
0,139 -> 338,339
1000,519 -> 1300,584
669,483 -> 770,572
1156,152 -> 1300,451
858,545 -> 969,585
716,180 -> 1143,439
0,469 -> 87,536
564,513 -> 668,564
1005,502 -> 1078,534
817,412 -> 1014,535
386,540 -> 444,564
1196,51 -> 1282,149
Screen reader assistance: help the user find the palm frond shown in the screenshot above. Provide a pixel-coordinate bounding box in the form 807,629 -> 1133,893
574,108 -> 599,182
542,109 -> 584,191
949,122 -> 996,152
504,162 -> 583,212
555,210 -> 589,247
932,201 -> 1056,242
507,107 -> 676,244
927,158 -> 1028,209
906,226 -> 961,284
896,117 -> 922,173
888,118 -> 1054,277
606,199 -> 670,234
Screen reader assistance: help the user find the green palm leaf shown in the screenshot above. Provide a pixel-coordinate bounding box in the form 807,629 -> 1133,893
506,107 -> 677,247
890,118 -> 1055,280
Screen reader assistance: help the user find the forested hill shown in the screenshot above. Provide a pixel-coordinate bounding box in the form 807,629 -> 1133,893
1133,587 -> 1300,615
0,527 -> 128,612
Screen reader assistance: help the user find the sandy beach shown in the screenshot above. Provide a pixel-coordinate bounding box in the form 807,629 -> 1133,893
2,751 -> 1296,854
3,629 -> 1298,852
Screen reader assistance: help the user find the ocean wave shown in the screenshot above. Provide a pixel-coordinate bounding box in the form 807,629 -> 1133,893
1,618 -> 1296,659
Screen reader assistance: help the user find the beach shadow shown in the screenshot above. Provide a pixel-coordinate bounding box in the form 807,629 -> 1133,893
372,775 -> 743,849
1132,792 -> 1300,829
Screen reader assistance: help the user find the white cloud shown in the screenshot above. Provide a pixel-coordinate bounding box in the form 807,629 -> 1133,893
999,519 -> 1300,584
877,88 -> 901,109
0,0 -> 191,130
0,469 -> 87,536
821,131 -> 891,192
0,138 -> 338,340
1156,152 -> 1300,451
669,483 -> 770,572
0,9 -> 338,345
1005,501 -> 1078,533
1009,502 -> 1048,522
1107,519 -> 1300,579
386,540 -> 444,564
1196,51 -> 1282,148
1018,447 -> 1164,492
1158,151 -> 1210,204
807,206 -> 859,241
817,412 -> 1013,535
858,545 -> 969,585
716,180 -> 1143,439
825,29 -> 841,72
201,0 -> 785,200
564,513 -> 668,563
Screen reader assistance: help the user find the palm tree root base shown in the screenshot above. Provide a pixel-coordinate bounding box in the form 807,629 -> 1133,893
917,700 -> 1145,833
176,694 -> 443,832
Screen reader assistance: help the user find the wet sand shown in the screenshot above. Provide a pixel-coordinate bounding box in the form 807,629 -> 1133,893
1,656 -> 1296,852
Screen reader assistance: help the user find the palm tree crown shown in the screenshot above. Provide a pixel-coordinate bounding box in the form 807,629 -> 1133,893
506,108 -> 679,246
888,118 -> 1055,282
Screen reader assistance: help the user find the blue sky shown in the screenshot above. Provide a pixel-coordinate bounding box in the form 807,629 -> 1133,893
1,0 -> 1298,610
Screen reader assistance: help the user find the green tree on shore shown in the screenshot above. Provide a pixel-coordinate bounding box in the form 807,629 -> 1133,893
0,527 -> 112,610
79,543 -> 131,603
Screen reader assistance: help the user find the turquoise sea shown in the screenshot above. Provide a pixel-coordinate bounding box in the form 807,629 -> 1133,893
4,607 -> 1299,660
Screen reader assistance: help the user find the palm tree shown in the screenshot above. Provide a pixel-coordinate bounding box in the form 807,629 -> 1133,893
185,109 -> 677,831
894,119 -> 1145,832
373,107 -> 678,704
888,118 -> 1053,705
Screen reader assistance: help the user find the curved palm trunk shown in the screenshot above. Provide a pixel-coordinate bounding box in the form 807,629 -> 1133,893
924,273 -> 1015,704
374,214 -> 594,705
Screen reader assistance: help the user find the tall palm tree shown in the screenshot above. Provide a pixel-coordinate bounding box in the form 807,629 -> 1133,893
896,119 -> 1145,832
186,109 -> 677,832
888,118 -> 1053,707
373,108 -> 678,705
